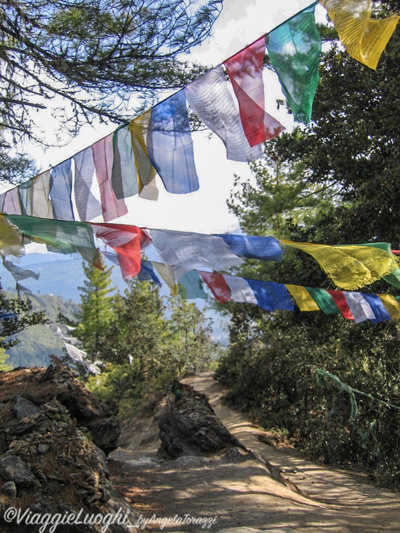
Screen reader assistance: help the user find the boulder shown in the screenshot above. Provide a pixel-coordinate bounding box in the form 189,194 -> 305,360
0,455 -> 36,486
13,396 -> 39,421
158,380 -> 246,458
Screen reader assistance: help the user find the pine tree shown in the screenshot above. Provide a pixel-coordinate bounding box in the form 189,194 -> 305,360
168,295 -> 214,373
76,261 -> 116,362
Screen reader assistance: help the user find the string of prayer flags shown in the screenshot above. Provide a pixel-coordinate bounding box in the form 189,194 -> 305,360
49,160 -> 75,221
6,215 -> 101,267
286,284 -> 320,311
111,124 -> 139,200
129,111 -> 159,201
320,0 -> 400,70
147,90 -> 199,194
185,66 -> 265,162
267,5 -> 322,123
217,234 -> 283,261
198,271 -> 232,303
282,240 -> 399,289
92,134 -> 128,222
224,37 -> 285,146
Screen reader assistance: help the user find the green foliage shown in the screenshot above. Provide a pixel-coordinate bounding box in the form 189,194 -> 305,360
77,267 -> 217,415
0,0 -> 223,150
217,11 -> 400,486
168,295 -> 215,373
76,262 -> 117,362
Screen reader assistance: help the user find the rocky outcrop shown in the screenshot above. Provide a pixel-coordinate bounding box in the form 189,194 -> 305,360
0,362 -> 120,453
158,380 -> 246,458
0,364 -> 138,533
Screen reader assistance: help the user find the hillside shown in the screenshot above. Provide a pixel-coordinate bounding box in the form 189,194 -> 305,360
4,292 -> 79,369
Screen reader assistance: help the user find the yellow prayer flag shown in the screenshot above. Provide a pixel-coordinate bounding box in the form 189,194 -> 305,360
0,214 -> 24,257
152,262 -> 178,295
320,0 -> 399,69
286,284 -> 320,311
378,294 -> 400,319
129,111 -> 158,200
282,241 -> 399,289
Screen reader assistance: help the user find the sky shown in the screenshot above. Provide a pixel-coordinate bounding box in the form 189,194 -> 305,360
3,0 -> 325,235
0,0 -> 327,299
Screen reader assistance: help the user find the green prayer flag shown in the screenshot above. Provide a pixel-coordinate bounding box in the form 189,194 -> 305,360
267,6 -> 321,123
6,215 -> 99,265
306,287 -> 340,314
177,270 -> 207,300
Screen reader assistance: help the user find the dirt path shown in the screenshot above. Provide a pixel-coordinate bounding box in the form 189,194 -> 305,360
109,373 -> 400,533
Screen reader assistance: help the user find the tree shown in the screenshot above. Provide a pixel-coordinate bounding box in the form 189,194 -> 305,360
274,0 -> 400,245
76,261 -> 116,362
108,278 -> 172,374
168,295 -> 214,373
0,0 -> 223,154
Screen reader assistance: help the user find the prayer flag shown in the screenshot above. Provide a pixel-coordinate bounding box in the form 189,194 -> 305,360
225,37 -> 285,145
286,284 -> 320,311
92,134 -> 128,222
344,291 -> 376,322
199,271 -> 232,303
91,223 -> 150,279
223,275 -> 258,304
148,90 -> 199,194
282,240 -> 399,289
185,66 -> 265,162
378,294 -> 400,319
152,261 -> 178,294
6,215 -> 100,266
112,124 -> 139,200
148,230 -> 244,279
327,290 -> 354,319
321,0 -> 399,70
137,259 -> 162,286
245,279 -> 274,311
73,147 -> 102,221
178,270 -> 207,299
217,234 -> 283,261
50,160 -> 75,221
267,6 -> 321,123
129,112 -> 159,200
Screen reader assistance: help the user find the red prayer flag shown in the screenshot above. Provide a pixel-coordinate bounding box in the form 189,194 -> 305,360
198,271 -> 232,303
92,135 -> 128,222
327,290 -> 354,320
224,37 -> 284,147
91,223 -> 150,279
